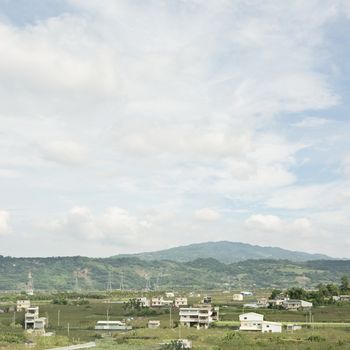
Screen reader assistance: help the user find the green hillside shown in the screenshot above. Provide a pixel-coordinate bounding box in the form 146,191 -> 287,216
116,241 -> 332,263
0,255 -> 348,291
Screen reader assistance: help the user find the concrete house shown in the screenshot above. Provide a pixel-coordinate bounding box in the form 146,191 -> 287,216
151,297 -> 173,307
25,307 -> 47,331
165,292 -> 175,298
333,295 -> 350,302
148,320 -> 160,329
17,300 -> 31,312
282,299 -> 312,310
257,298 -> 269,307
137,297 -> 150,307
95,321 -> 132,331
175,297 -> 188,308
202,296 -> 212,304
239,312 -> 264,331
179,305 -> 219,329
268,298 -> 287,308
233,294 -> 243,301
239,313 -> 282,333
262,321 -> 282,333
286,324 -> 302,331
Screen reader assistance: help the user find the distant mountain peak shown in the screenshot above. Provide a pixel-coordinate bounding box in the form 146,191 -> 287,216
114,241 -> 332,263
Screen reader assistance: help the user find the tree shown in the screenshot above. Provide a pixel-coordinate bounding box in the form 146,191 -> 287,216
288,287 -> 306,300
340,276 -> 349,293
269,289 -> 282,300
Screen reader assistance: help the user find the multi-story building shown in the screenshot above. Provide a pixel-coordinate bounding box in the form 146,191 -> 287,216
25,307 -> 47,331
239,312 -> 264,331
17,300 -> 31,312
239,312 -> 282,333
151,297 -> 173,307
175,297 -> 188,308
137,297 -> 150,307
179,305 -> 219,329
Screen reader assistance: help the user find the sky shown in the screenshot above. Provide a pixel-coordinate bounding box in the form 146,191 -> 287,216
0,0 -> 350,258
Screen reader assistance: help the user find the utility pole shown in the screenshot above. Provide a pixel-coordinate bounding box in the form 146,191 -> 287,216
74,270 -> 80,292
120,271 -> 124,291
67,323 -> 70,337
57,309 -> 60,327
107,271 -> 112,292
169,306 -> 172,328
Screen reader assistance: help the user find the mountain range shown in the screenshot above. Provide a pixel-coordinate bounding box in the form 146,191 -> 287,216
0,241 -> 345,291
115,241 -> 332,263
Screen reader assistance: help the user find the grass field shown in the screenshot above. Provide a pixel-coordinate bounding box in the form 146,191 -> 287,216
0,291 -> 350,350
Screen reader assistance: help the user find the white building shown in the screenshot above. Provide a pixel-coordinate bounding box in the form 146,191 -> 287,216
241,291 -> 253,296
239,313 -> 282,333
268,298 -> 286,307
233,294 -> 243,301
151,297 -> 173,307
178,339 -> 192,349
25,307 -> 47,331
165,292 -> 175,298
257,298 -> 268,307
95,321 -> 132,331
148,320 -> 160,329
282,299 -> 312,310
262,321 -> 282,333
137,297 -> 150,307
179,305 -> 219,329
333,295 -> 350,302
239,312 -> 264,331
175,297 -> 188,308
244,303 -> 260,308
17,300 -> 31,312
286,324 -> 302,331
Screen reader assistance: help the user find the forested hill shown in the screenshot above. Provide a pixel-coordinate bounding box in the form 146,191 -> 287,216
115,241 -> 332,263
0,255 -> 348,291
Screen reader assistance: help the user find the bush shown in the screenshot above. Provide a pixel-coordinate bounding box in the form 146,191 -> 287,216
52,298 -> 68,305
307,335 -> 326,342
220,331 -> 242,344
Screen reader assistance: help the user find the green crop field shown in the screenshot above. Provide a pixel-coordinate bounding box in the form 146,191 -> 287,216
1,291 -> 350,350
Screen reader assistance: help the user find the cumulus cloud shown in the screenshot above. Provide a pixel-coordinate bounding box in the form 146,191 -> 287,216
0,210 -> 12,235
293,117 -> 331,128
194,208 -> 221,222
39,206 -> 142,245
245,214 -> 315,240
41,140 -> 89,165
0,1 -> 349,257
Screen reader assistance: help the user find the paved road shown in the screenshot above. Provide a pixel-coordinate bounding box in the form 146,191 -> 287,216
216,321 -> 350,328
46,342 -> 96,350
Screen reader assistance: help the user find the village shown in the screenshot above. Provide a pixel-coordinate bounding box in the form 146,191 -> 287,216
1,281 -> 350,350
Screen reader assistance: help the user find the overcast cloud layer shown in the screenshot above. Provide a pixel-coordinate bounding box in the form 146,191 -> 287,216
0,0 -> 350,258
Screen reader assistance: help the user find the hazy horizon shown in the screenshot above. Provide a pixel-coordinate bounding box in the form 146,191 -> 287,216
0,1 -> 350,258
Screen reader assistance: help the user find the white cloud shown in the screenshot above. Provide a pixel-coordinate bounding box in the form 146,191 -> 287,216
266,184 -> 330,210
293,117 -> 331,128
0,0 -> 349,257
194,208 -> 221,222
0,169 -> 21,178
341,155 -> 350,177
0,210 -> 12,235
41,140 -> 89,165
38,206 -> 142,245
245,214 -> 315,239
